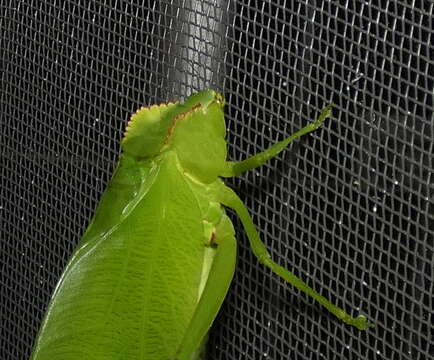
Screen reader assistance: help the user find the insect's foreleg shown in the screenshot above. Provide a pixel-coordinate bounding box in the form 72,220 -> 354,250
220,105 -> 332,177
211,180 -> 374,330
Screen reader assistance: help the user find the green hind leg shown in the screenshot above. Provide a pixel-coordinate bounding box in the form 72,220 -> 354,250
175,215 -> 237,360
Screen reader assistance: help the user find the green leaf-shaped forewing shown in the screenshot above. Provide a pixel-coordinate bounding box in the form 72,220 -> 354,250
30,103 -> 218,359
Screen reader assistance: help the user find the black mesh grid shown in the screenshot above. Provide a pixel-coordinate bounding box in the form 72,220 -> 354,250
1,1 -> 432,359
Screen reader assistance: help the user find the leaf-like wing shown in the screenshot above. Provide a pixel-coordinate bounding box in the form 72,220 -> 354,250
31,153 -> 205,360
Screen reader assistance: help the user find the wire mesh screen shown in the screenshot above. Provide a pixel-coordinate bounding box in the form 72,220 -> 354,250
1,0 -> 432,359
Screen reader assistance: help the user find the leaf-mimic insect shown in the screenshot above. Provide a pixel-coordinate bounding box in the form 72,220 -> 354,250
31,90 -> 373,360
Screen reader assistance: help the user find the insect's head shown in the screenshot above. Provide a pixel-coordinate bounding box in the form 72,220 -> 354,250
122,90 -> 228,184
167,90 -> 228,183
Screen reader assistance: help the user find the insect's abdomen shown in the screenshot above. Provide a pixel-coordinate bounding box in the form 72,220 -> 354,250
31,153 -> 206,360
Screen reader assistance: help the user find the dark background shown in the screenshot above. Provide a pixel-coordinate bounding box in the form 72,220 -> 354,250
1,1 -> 432,359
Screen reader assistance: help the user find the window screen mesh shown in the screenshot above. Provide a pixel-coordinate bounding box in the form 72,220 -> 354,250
1,1 -> 432,359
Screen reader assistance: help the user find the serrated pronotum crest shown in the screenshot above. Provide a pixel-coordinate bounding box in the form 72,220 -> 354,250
123,102 -> 178,141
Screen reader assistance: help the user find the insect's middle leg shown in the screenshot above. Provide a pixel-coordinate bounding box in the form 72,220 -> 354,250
210,180 -> 374,330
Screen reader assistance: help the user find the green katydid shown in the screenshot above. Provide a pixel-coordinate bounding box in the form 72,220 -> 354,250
30,90 -> 373,360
